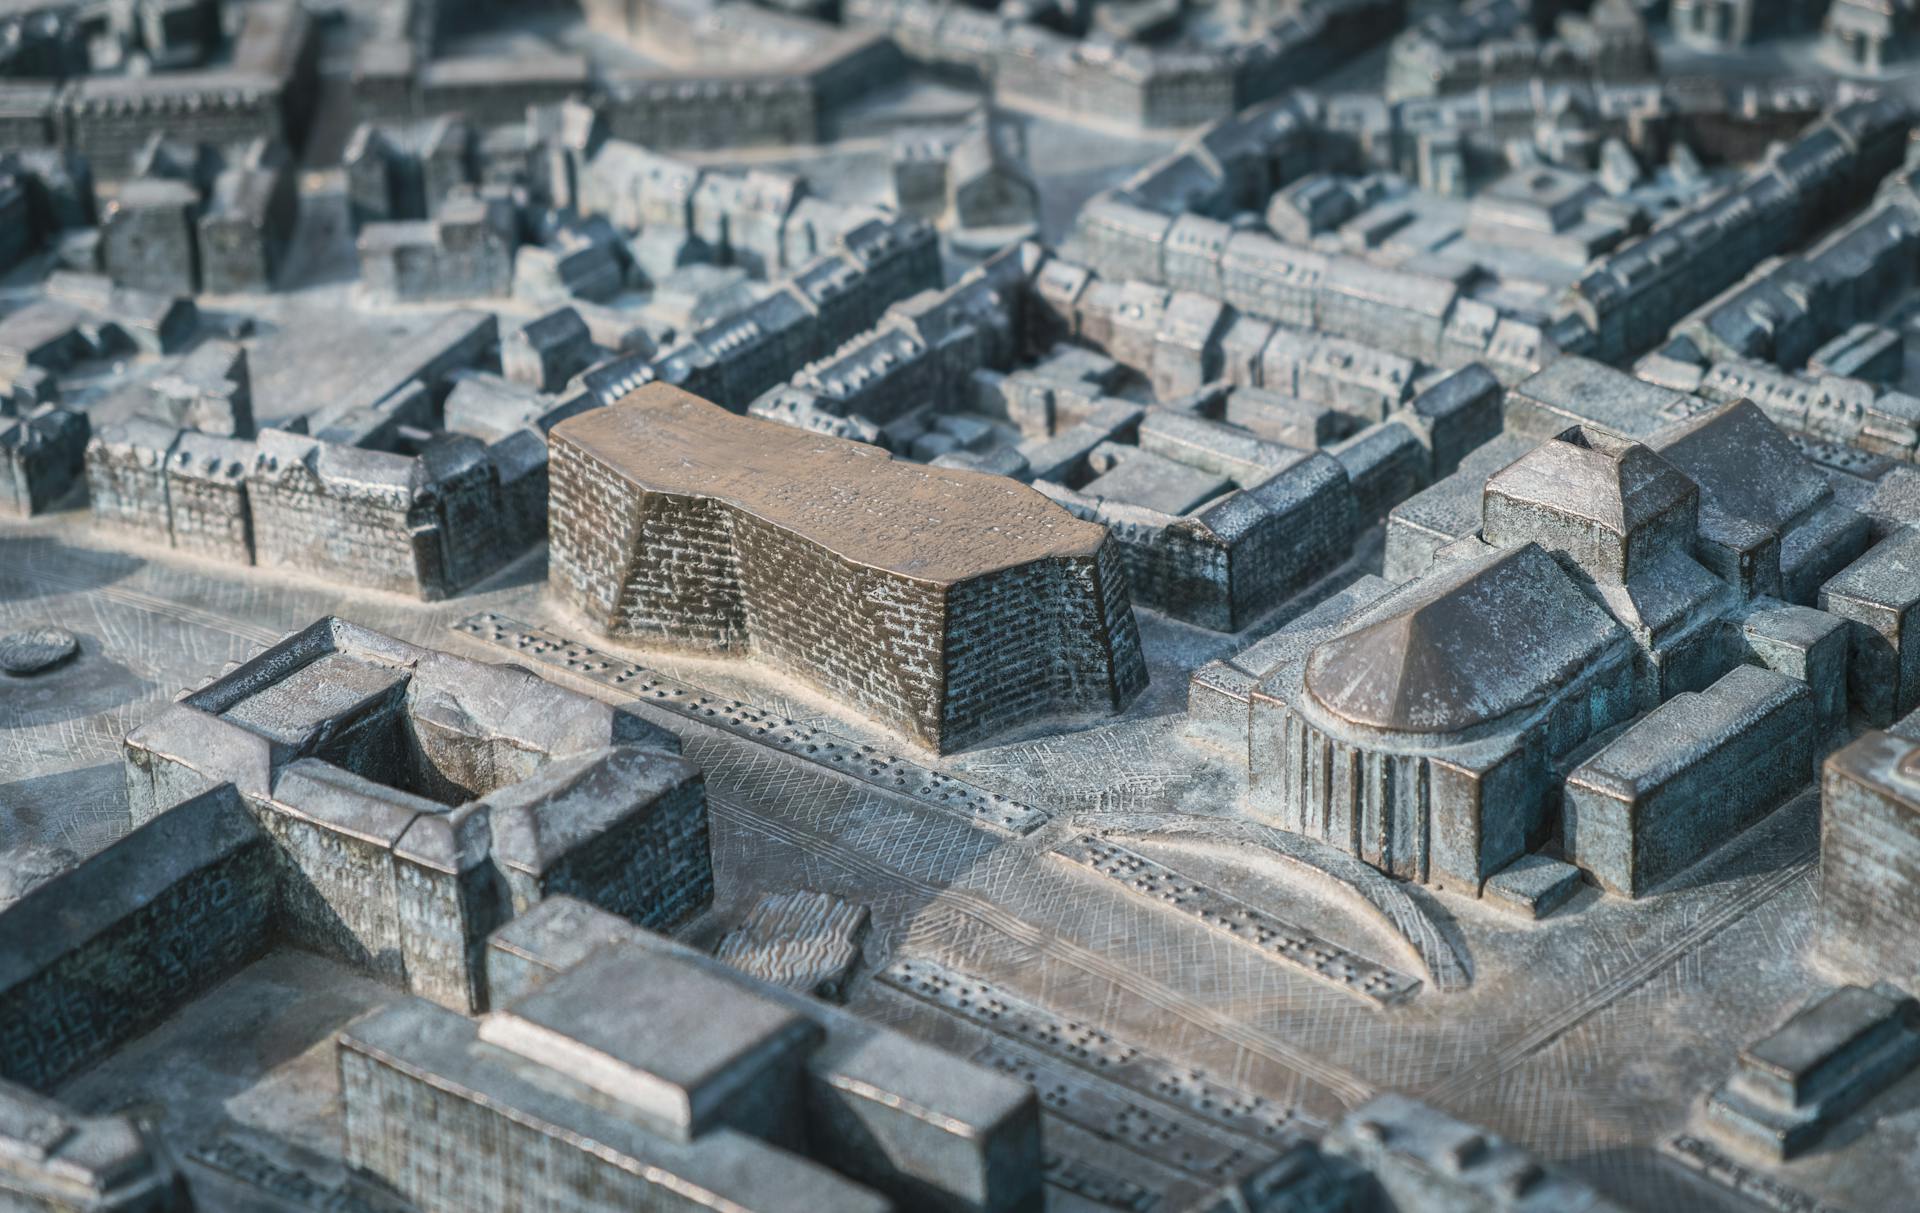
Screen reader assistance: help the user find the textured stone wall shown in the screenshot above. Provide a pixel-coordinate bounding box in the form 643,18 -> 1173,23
167,473 -> 252,559
1819,731 -> 1920,985
1091,543 -> 1143,697
1223,459 -> 1357,623
84,428 -> 175,543
0,846 -> 274,1089
735,507 -> 948,739
1100,508 -> 1231,630
548,434 -> 647,628
0,791 -> 275,1090
340,1040 -> 672,1213
67,89 -> 284,179
254,799 -> 413,984
89,415 -> 528,599
1050,454 -> 1356,632
532,776 -> 713,932
393,814 -> 500,1014
602,76 -> 819,151
621,494 -> 747,650
431,456 -> 505,593
943,560 -> 1072,742
940,541 -> 1146,750
549,388 -> 1147,751
248,460 -> 425,595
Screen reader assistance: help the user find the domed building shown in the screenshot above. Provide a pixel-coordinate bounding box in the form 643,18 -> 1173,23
1238,405 -> 1860,900
1257,541 -> 1638,892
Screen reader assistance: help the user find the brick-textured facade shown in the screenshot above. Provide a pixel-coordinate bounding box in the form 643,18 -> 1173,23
0,787 -> 275,1091
551,384 -> 1147,752
340,898 -> 1041,1213
86,412 -> 544,601
1819,730 -> 1920,986
101,618 -> 714,1022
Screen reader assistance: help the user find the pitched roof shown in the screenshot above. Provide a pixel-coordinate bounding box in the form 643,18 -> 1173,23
1654,399 -> 1830,536
1483,425 -> 1697,542
1305,543 -> 1629,735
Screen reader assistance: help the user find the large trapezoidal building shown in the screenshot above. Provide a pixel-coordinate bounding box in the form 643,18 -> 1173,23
549,383 -> 1148,752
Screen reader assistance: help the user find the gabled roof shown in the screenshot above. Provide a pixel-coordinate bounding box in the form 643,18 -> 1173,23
1654,399 -> 1831,535
1305,543 -> 1628,735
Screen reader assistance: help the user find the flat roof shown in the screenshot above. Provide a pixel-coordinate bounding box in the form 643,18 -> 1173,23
553,383 -> 1112,584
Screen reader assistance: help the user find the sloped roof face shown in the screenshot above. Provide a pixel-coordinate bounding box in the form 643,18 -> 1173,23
1304,543 -> 1629,735
1483,426 -> 1697,540
1654,399 -> 1829,535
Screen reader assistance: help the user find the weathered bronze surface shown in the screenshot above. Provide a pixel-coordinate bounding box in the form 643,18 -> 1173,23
8,7 -> 1920,1211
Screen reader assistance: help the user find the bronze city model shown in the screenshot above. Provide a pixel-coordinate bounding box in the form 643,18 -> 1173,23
7,1 -> 1920,1210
